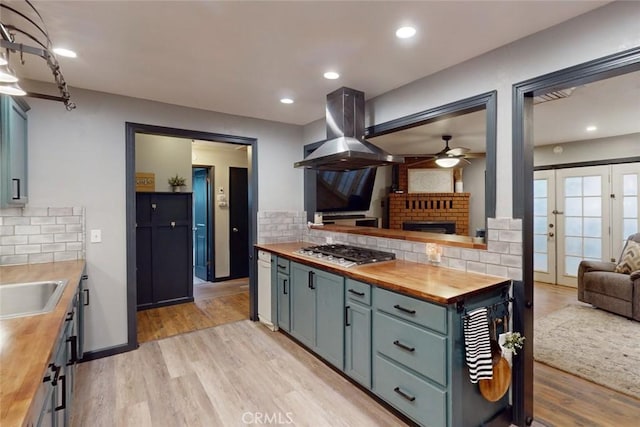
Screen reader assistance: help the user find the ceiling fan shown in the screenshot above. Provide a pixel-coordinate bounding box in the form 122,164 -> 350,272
406,135 -> 481,168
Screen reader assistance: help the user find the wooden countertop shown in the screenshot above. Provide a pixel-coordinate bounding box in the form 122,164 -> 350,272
0,260 -> 86,427
255,242 -> 509,305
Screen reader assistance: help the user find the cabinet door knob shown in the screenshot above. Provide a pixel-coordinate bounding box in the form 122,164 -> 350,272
232,227 -> 239,232
170,221 -> 176,228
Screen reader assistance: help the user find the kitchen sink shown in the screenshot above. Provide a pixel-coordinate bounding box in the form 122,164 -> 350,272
0,280 -> 68,319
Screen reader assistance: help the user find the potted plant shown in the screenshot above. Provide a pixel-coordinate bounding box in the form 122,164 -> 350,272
168,174 -> 186,192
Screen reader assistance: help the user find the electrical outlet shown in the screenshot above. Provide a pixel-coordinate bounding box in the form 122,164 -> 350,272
326,236 -> 333,244
90,229 -> 102,243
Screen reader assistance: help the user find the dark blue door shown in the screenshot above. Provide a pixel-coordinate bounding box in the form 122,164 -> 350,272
193,168 -> 210,281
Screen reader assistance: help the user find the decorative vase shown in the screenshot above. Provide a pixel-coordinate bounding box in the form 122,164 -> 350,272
172,186 -> 181,193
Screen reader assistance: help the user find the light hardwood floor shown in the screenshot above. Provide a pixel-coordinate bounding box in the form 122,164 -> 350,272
72,320 -> 406,427
137,278 -> 249,343
533,282 -> 640,426
77,281 -> 639,427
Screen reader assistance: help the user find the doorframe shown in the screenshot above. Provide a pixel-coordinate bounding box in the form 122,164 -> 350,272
511,47 -> 640,426
192,165 -> 215,281
125,123 -> 258,350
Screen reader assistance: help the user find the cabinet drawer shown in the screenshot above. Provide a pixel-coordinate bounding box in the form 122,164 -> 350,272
374,355 -> 446,427
275,257 -> 290,275
374,311 -> 447,386
345,279 -> 371,306
375,287 -> 446,334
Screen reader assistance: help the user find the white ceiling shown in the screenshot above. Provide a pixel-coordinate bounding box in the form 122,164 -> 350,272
370,70 -> 640,155
3,0 -> 610,127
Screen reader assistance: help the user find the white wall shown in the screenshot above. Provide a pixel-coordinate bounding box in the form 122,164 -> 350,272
135,134 -> 193,191
192,144 -> 249,278
463,158 -> 486,236
304,2 -> 640,222
534,133 -> 640,166
26,84 -> 302,352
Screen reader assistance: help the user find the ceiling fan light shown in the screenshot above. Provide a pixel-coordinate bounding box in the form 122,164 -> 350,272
0,81 -> 27,96
0,65 -> 18,83
435,157 -> 460,168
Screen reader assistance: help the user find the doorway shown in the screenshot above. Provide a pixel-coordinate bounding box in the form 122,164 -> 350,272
125,123 -> 259,349
193,166 -> 214,282
512,47 -> 640,426
534,164 -> 639,287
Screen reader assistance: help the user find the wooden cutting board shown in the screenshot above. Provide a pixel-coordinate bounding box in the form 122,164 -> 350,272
479,357 -> 511,402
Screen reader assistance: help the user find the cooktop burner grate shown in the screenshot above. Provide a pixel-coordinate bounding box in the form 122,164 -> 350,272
304,244 -> 395,264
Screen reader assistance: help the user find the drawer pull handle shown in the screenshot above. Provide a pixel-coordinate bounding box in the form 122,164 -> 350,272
394,387 -> 416,402
393,340 -> 415,352
277,264 -> 287,270
283,279 -> 288,295
308,270 -> 315,289
55,375 -> 67,411
348,289 -> 365,297
393,304 -> 416,315
345,306 -> 351,326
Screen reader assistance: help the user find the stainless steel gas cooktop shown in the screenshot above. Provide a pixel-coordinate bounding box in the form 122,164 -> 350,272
295,244 -> 395,268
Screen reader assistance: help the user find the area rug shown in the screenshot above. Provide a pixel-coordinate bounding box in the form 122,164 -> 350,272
534,304 -> 640,399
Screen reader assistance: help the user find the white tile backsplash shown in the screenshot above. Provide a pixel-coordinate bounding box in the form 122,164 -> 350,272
302,216 -> 522,280
0,207 -> 85,266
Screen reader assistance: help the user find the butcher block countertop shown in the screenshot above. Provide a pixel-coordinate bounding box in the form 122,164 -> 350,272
256,242 -> 509,305
0,260 -> 85,427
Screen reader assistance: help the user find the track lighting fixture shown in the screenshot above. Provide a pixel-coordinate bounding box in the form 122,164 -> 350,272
0,1 -> 75,109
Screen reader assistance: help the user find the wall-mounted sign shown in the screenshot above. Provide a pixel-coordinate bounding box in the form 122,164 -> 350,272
408,169 -> 453,193
135,172 -> 155,192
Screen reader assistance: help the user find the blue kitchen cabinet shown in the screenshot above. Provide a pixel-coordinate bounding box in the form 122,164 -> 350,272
274,257 -> 291,331
0,95 -> 29,207
290,261 -> 344,369
344,279 -> 372,388
372,285 -> 510,427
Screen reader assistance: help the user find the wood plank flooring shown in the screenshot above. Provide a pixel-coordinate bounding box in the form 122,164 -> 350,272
137,278 -> 249,343
533,282 -> 640,426
72,321 -> 405,427
79,280 -> 640,427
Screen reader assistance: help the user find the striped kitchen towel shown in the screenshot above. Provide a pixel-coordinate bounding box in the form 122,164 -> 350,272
463,307 -> 493,383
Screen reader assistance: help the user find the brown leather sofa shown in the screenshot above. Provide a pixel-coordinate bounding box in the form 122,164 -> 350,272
578,233 -> 640,321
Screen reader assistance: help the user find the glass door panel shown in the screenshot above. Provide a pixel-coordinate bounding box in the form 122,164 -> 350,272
612,163 -> 640,257
556,166 -> 609,287
533,170 -> 556,284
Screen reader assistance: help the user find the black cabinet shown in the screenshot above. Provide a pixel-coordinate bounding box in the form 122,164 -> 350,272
136,192 -> 193,310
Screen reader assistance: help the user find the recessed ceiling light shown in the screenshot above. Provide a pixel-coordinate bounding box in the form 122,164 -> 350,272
280,98 -> 294,104
53,47 -> 77,58
586,125 -> 597,132
323,71 -> 340,80
395,26 -> 416,39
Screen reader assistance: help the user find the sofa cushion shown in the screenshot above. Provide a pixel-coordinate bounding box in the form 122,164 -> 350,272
615,240 -> 640,274
583,272 -> 632,301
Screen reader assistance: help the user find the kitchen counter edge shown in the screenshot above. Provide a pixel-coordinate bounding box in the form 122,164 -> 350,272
0,260 -> 86,427
255,242 -> 510,305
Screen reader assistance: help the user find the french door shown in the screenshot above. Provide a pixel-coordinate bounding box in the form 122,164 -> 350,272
533,163 -> 639,287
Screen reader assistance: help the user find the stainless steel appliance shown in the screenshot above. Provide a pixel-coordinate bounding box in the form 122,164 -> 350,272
296,244 -> 395,268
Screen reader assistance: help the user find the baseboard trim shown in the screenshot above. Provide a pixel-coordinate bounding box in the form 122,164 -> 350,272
80,342 -> 138,362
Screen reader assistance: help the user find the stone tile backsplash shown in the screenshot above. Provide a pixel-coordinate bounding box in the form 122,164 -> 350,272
257,211 -> 307,244
0,207 -> 86,266
303,216 -> 523,281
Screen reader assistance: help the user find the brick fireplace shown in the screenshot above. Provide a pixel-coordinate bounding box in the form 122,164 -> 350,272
387,192 -> 470,236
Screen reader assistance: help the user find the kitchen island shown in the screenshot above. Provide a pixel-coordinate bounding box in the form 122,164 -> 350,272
256,242 -> 512,427
0,260 -> 86,427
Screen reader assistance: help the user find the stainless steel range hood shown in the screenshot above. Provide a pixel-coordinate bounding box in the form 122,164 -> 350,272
294,87 -> 404,171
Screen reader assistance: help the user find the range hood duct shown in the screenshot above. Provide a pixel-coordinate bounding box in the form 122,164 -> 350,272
294,87 -> 404,171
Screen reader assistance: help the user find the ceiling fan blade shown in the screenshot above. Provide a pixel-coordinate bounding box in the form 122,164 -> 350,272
406,158 -> 436,167
464,152 -> 486,158
446,147 -> 470,156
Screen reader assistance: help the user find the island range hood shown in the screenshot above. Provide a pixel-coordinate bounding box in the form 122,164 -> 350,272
294,87 -> 404,171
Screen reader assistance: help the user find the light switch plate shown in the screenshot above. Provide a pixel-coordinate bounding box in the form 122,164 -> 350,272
90,229 -> 102,243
